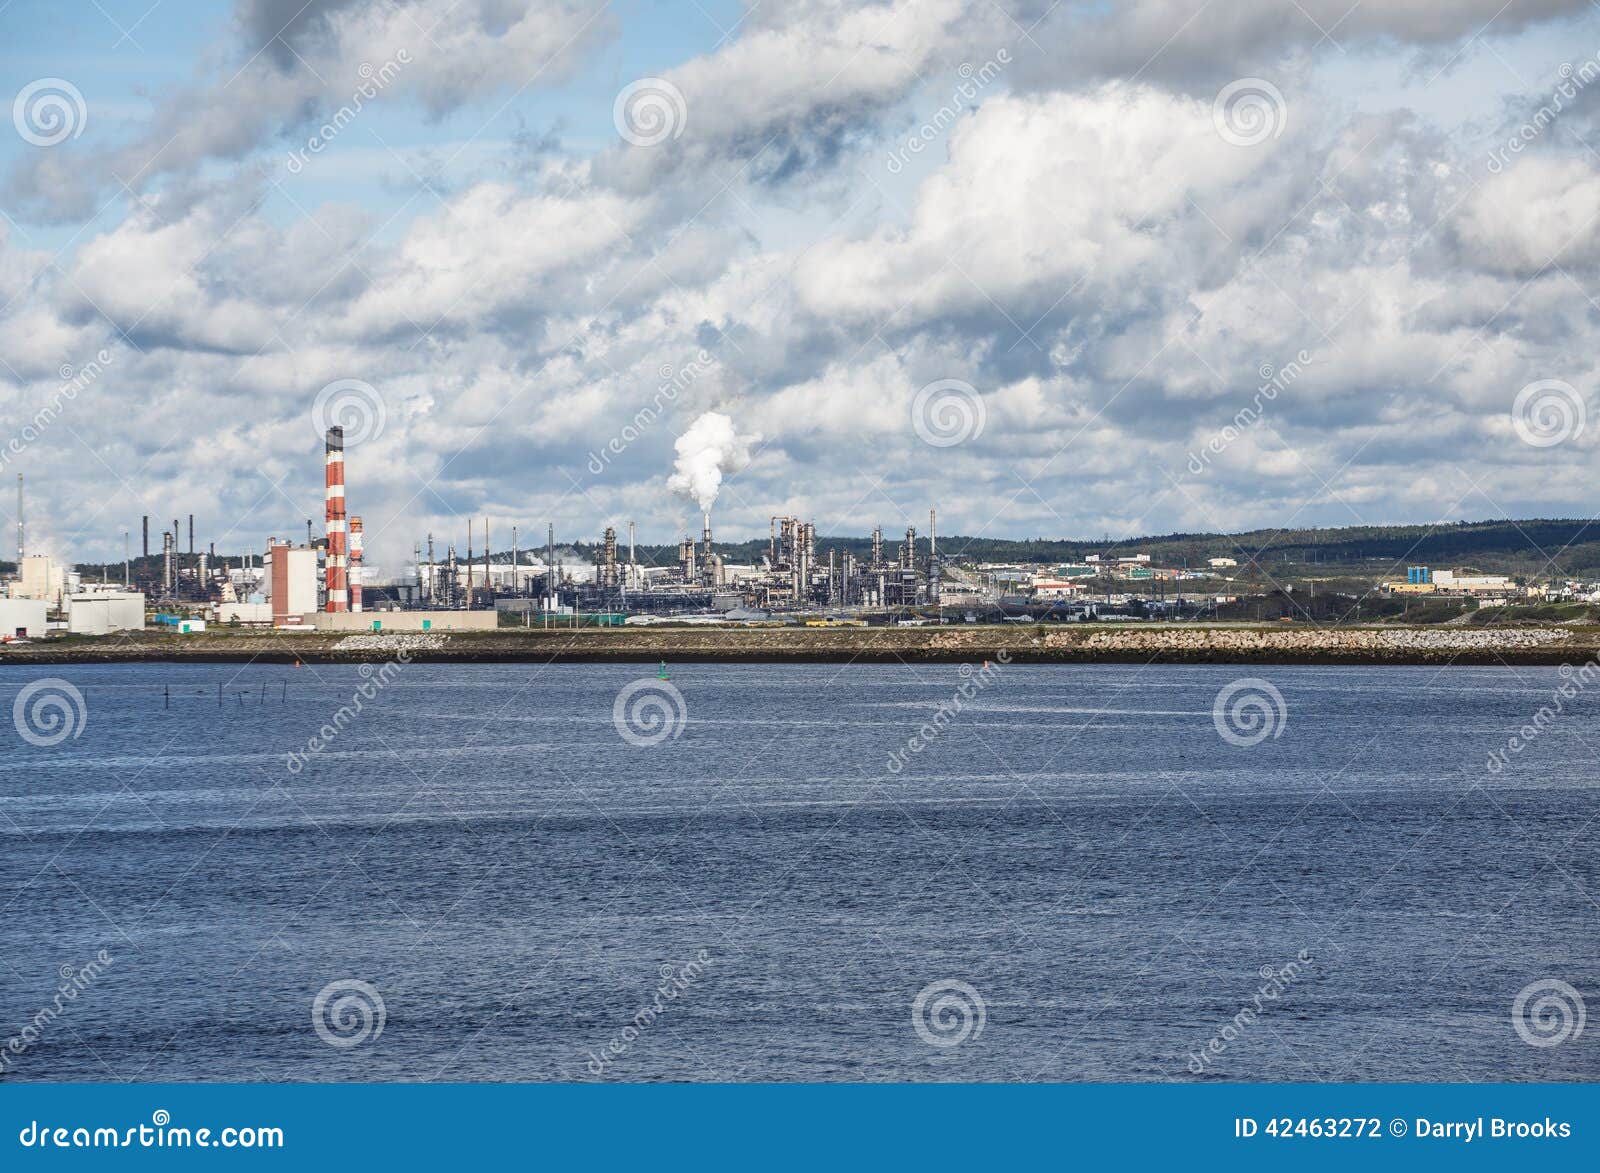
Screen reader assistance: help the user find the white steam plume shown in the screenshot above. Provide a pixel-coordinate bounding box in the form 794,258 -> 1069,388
666,412 -> 759,512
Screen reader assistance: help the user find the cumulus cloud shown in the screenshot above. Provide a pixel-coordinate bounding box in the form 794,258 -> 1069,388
1455,155 -> 1600,275
4,0 -> 616,221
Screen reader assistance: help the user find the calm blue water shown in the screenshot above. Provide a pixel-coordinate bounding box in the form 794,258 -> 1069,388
1,661 -> 1595,1082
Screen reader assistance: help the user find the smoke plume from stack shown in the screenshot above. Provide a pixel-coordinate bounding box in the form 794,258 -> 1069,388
666,412 -> 759,513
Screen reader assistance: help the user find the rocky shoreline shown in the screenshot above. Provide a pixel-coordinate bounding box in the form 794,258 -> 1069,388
1,624 -> 1595,667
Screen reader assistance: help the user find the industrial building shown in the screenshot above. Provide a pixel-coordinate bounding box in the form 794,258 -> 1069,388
9,553 -> 68,609
0,598 -> 47,638
66,591 -> 146,635
267,540 -> 319,626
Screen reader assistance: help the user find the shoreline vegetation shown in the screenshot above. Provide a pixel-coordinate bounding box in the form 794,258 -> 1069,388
1,624 -> 1595,666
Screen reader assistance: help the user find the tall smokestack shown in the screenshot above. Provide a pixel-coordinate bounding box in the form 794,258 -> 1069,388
15,474 -> 21,566
142,515 -> 149,558
324,425 -> 348,612
349,516 -> 364,613
188,513 -> 194,556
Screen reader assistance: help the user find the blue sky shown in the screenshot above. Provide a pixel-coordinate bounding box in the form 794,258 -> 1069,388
3,1 -> 1600,568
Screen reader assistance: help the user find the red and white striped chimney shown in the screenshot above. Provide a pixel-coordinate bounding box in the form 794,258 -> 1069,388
324,425 -> 348,612
349,515 -> 364,613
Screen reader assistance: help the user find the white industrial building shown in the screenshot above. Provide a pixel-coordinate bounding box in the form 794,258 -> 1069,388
0,597 -> 48,638
7,554 -> 72,609
66,591 -> 146,635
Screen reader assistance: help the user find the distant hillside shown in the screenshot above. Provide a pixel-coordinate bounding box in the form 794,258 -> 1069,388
607,519 -> 1600,579
55,518 -> 1600,582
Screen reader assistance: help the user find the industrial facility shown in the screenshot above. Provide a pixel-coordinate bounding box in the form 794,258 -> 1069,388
0,427 -> 1572,640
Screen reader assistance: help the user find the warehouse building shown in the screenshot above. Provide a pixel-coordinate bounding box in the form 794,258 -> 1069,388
66,591 -> 146,635
0,597 -> 48,638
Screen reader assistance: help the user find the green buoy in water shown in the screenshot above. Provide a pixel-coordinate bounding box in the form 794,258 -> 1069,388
657,660 -> 670,680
